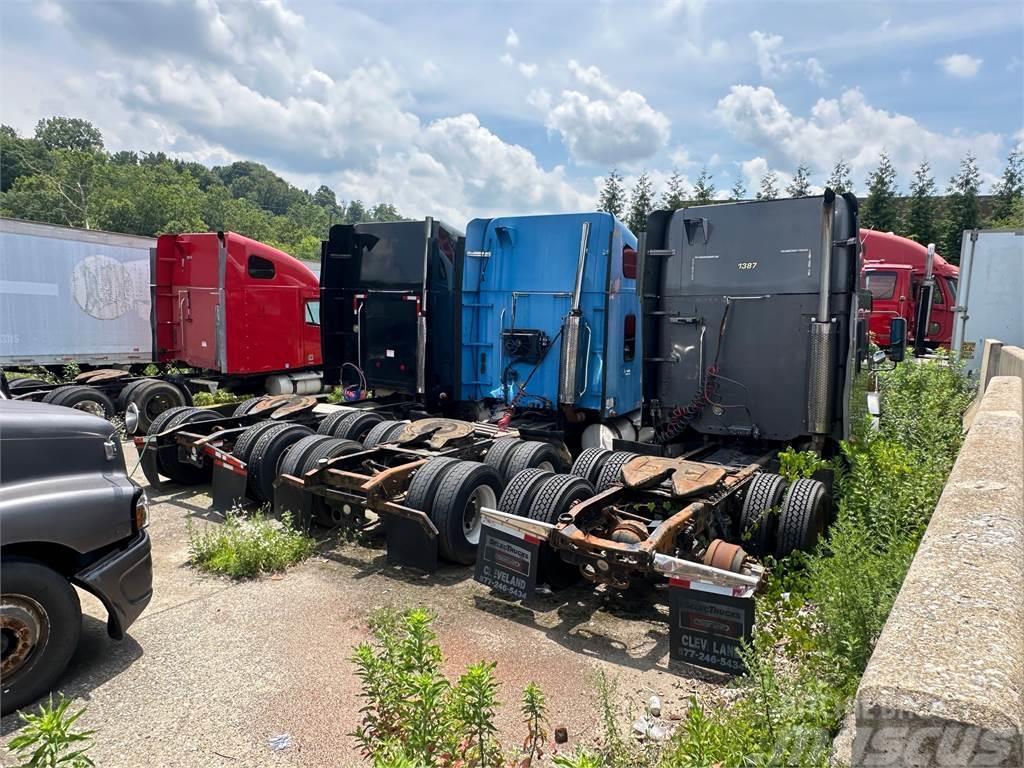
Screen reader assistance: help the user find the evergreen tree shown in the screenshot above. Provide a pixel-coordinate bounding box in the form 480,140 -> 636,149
825,158 -> 852,193
941,153 -> 981,264
626,171 -> 655,233
989,148 -> 1024,224
692,166 -> 716,204
903,160 -> 940,247
661,169 -> 688,209
860,152 -> 900,232
785,162 -> 812,198
598,169 -> 626,219
755,170 -> 779,200
729,178 -> 746,201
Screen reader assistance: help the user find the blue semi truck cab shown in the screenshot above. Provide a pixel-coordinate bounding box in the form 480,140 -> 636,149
460,212 -> 641,429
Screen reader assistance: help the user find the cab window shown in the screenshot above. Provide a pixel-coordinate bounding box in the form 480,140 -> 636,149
622,246 -> 637,280
623,314 -> 636,362
304,300 -> 320,326
248,254 -> 276,280
863,271 -> 897,300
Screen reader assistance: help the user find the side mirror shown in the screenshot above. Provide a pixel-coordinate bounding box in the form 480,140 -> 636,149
889,317 -> 907,363
872,350 -> 887,365
858,288 -> 873,312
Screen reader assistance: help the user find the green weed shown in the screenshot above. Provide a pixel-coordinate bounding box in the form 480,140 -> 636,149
7,695 -> 94,768
187,511 -> 315,579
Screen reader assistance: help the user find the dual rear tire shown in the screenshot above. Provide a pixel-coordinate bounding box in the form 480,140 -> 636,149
739,473 -> 829,559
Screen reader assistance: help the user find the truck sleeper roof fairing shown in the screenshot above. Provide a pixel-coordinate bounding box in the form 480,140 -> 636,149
460,212 -> 641,419
319,219 -> 464,405
643,192 -> 860,446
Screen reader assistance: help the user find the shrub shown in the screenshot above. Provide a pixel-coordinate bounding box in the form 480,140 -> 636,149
352,609 -> 549,768
187,511 -> 315,579
7,695 -> 94,768
191,389 -> 243,407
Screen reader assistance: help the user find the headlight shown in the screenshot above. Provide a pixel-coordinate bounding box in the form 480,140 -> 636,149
125,402 -> 140,434
134,492 -> 150,530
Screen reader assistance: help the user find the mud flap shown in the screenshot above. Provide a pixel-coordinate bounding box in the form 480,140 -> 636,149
211,459 -> 251,513
273,479 -> 315,529
383,513 -> 439,573
668,578 -> 755,675
474,520 -> 540,601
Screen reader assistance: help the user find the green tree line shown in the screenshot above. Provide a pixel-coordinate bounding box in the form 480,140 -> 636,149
0,116 -> 405,261
599,149 -> 1023,263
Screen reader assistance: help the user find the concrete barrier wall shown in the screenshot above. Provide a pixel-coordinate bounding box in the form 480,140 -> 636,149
848,375 -> 1024,767
979,340 -> 1024,390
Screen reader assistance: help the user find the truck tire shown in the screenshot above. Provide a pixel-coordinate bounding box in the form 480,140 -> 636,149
278,435 -> 336,478
570,447 -> 613,485
128,379 -> 188,433
525,474 -> 593,587
0,558 -> 82,716
231,421 -> 279,465
8,377 -> 48,393
497,468 -> 554,519
775,478 -> 829,559
319,410 -> 384,442
158,408 -> 221,485
301,438 -> 363,474
233,397 -> 263,416
739,473 -> 786,557
116,378 -> 151,410
145,405 -> 195,438
406,457 -> 461,513
429,462 -> 503,564
505,441 -> 569,480
247,423 -> 315,503
43,384 -> 117,419
594,451 -> 639,492
361,419 -> 409,449
483,438 -> 525,481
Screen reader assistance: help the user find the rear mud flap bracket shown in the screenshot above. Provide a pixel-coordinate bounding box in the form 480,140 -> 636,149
211,458 -> 251,513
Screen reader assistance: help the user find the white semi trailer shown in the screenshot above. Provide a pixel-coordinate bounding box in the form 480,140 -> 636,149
0,217 -> 155,367
952,228 -> 1024,376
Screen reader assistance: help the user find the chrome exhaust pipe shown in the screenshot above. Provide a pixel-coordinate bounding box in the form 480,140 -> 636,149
559,221 -> 591,405
807,190 -> 836,435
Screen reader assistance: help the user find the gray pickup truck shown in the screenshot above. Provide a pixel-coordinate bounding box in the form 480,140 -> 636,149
0,396 -> 153,715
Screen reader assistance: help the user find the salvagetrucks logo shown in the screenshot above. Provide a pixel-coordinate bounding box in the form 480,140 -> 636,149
476,531 -> 535,600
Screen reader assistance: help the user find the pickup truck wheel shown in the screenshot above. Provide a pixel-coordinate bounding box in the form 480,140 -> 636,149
128,380 -> 187,433
594,451 -> 639,492
247,423 -> 315,503
570,448 -> 613,485
526,474 -> 594,588
430,462 -> 503,564
739,473 -> 786,557
775,478 -> 828,559
483,438 -> 525,482
497,468 -> 554,519
8,377 -> 48,393
43,385 -> 117,419
406,457 -> 461,513
1,559 -> 82,716
505,441 -> 569,480
158,408 -> 221,484
361,419 -> 409,449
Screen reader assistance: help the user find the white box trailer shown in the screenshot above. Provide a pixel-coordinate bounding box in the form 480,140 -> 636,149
952,228 -> 1024,376
0,217 -> 154,366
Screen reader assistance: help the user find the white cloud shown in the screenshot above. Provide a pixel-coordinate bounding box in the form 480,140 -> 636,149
518,62 -> 538,79
505,28 -> 519,48
656,0 -> 706,21
500,52 -> 514,66
939,53 -> 982,78
750,31 -> 829,86
715,85 -> 1005,192
544,60 -> 671,166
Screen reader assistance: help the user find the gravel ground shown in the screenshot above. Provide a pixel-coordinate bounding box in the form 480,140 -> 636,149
1,444 -> 727,767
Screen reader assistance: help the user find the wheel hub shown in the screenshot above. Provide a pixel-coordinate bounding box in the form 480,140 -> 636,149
463,485 -> 496,545
73,401 -> 105,417
0,596 -> 48,677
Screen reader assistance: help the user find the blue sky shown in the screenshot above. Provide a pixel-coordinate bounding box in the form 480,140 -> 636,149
1,0 -> 1021,224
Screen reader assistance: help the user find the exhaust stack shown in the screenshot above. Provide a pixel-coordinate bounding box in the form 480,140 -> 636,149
559,221 -> 591,405
807,190 -> 837,436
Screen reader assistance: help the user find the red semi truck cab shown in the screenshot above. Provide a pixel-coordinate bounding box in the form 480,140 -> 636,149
152,232 -> 321,376
860,230 -> 959,348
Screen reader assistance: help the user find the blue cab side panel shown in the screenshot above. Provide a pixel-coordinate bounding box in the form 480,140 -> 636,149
460,212 -> 641,418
